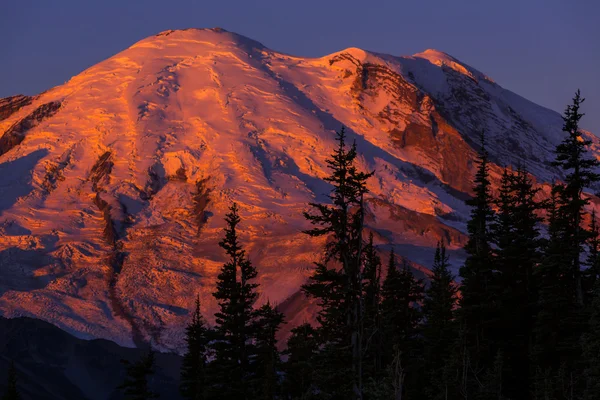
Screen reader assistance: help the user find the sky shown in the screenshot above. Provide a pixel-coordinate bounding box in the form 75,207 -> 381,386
2,0 -> 599,132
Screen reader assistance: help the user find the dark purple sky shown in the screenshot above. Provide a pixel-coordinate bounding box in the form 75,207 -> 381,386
2,0 -> 599,132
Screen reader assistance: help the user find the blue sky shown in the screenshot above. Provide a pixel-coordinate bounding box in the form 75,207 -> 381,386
2,0 -> 599,132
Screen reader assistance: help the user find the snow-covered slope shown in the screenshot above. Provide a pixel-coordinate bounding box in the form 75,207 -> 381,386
0,28 -> 597,350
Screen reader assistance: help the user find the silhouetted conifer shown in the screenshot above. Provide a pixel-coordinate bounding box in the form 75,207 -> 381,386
119,350 -> 158,400
283,323 -> 319,400
381,252 -> 424,398
209,203 -> 259,400
584,211 -> 600,302
252,301 -> 285,400
362,233 -> 383,379
180,295 -> 210,400
552,90 -> 599,307
533,91 -> 598,399
491,167 -> 542,399
422,240 -> 458,400
458,131 -> 498,393
302,127 -> 373,399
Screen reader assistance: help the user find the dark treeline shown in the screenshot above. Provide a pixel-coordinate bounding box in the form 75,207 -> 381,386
3,91 -> 600,400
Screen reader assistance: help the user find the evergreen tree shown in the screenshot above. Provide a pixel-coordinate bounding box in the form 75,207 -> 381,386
1,362 -> 20,400
552,90 -> 600,307
302,127 -> 373,399
458,131 -> 497,391
533,184 -> 576,398
252,301 -> 285,400
362,233 -> 383,379
380,252 -> 424,399
301,259 -> 350,399
119,350 -> 158,400
283,323 -> 319,400
422,240 -> 458,400
583,211 -> 600,302
209,203 -> 259,400
180,295 -> 210,400
533,91 -> 598,399
491,167 -> 542,400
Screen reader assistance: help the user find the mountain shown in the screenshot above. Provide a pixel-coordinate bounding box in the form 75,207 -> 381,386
0,316 -> 181,400
0,27 -> 598,351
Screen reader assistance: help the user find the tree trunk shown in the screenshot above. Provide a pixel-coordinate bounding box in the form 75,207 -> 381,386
392,348 -> 405,400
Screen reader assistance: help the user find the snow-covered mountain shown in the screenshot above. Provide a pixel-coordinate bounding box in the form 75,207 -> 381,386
0,28 -> 597,351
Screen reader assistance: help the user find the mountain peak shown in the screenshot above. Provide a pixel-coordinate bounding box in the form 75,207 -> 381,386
155,27 -> 229,37
413,48 -> 493,83
129,27 -> 267,54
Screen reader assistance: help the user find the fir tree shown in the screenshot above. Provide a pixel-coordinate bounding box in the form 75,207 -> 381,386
534,184 -> 588,399
209,203 -> 259,400
283,323 -> 319,400
302,127 -> 373,399
301,260 -> 350,399
533,185 -> 575,394
362,233 -> 383,379
552,90 -> 600,307
119,350 -> 158,400
491,167 -> 542,400
1,362 -> 20,400
180,295 -> 210,400
533,91 -> 598,399
458,131 -> 497,388
583,211 -> 600,302
252,301 -> 285,400
422,240 -> 458,400
380,252 -> 424,399
381,253 -> 424,354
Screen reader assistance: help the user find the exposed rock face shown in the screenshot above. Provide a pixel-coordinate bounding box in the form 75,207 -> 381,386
0,95 -> 32,122
0,101 -> 61,156
0,28 -> 598,351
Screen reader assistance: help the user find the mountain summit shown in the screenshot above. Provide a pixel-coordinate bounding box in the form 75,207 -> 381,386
0,28 -> 597,350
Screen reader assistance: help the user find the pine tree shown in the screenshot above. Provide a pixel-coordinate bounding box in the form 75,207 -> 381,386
180,295 -> 210,400
491,167 -> 542,400
1,362 -> 20,400
422,240 -> 458,400
381,253 -> 424,355
583,211 -> 600,302
552,90 -> 600,307
209,203 -> 259,400
252,301 -> 285,400
302,127 -> 373,399
458,131 -> 498,389
301,259 -> 351,399
380,252 -> 424,399
119,350 -> 158,400
283,323 -> 319,400
533,91 -> 598,399
534,183 -> 589,399
362,233 -> 383,379
533,184 -> 574,397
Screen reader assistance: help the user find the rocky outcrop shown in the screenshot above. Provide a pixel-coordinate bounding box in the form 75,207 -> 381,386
193,178 -> 212,234
0,95 -> 32,122
0,101 -> 60,156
